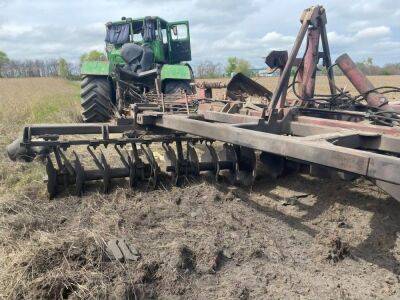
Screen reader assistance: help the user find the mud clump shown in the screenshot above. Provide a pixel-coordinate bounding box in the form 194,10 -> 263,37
132,261 -> 160,285
27,236 -> 102,279
231,285 -> 250,300
30,275 -> 80,300
174,245 -> 196,273
114,281 -> 156,300
327,236 -> 350,263
211,249 -> 232,273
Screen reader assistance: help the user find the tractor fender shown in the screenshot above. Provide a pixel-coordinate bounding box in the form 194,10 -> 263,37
81,61 -> 110,76
160,64 -> 193,82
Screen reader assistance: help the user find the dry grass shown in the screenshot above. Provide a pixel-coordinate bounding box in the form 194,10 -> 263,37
0,78 -> 81,197
197,75 -> 400,101
0,77 -> 81,143
0,78 -> 90,299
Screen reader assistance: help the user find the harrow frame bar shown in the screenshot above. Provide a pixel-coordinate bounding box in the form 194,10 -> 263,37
12,104 -> 400,201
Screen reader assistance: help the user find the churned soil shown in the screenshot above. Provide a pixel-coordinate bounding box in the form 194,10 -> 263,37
1,173 -> 400,299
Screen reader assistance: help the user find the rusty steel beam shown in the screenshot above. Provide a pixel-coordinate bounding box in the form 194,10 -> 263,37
318,8 -> 336,95
266,7 -> 319,117
202,110 -> 263,125
154,114 -> 400,186
267,6 -> 331,118
298,27 -> 320,102
296,115 -> 400,136
200,110 -> 400,154
166,110 -> 400,154
336,53 -> 400,112
198,102 -> 400,137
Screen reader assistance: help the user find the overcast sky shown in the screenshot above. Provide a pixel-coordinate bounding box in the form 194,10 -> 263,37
0,0 -> 399,67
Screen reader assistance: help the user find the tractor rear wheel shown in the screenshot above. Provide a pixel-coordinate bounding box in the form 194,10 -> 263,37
81,76 -> 114,122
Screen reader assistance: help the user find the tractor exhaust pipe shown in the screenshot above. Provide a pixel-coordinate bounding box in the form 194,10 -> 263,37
336,53 -> 400,112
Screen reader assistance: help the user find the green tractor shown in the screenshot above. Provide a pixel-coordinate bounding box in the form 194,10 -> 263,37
80,16 -> 194,122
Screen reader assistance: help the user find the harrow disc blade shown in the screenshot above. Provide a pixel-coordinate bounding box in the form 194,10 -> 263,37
46,156 -> 58,200
236,146 -> 257,186
127,157 -> 137,188
128,144 -> 147,188
163,143 -> 180,185
259,152 -> 285,179
200,143 -> 219,181
217,143 -> 238,184
141,144 -> 159,189
187,142 -> 200,177
100,151 -> 111,194
72,151 -> 85,197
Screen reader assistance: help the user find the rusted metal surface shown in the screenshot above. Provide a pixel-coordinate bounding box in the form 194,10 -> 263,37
295,116 -> 400,136
266,6 -> 329,118
336,53 -> 400,112
197,101 -> 400,137
226,73 -> 273,101
196,82 -> 227,89
154,114 -> 400,186
195,82 -> 227,99
8,101 -> 400,200
318,7 -> 336,95
297,27 -> 320,103
265,51 -> 288,70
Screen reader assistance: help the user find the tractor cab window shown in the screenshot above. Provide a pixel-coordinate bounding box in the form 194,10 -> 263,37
161,28 -> 167,44
131,18 -> 158,44
170,24 -> 188,40
132,32 -> 143,43
105,23 -> 130,45
142,18 -> 157,42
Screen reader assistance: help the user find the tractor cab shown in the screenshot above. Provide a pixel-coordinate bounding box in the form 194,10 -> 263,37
80,16 -> 195,123
105,17 -> 191,64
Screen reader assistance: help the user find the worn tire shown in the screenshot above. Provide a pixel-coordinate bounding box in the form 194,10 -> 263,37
81,76 -> 113,122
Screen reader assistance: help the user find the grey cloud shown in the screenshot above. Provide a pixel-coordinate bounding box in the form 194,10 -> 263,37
0,0 -> 399,66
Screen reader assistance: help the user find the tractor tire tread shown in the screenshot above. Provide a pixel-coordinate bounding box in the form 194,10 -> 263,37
80,76 -> 113,123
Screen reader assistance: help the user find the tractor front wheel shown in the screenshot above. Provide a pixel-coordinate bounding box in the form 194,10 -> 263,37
80,76 -> 114,122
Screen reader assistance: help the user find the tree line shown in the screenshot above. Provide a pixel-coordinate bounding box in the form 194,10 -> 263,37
0,49 -> 399,79
0,57 -> 79,79
195,57 -> 253,78
197,57 -> 400,79
0,50 -> 260,79
0,50 -> 105,79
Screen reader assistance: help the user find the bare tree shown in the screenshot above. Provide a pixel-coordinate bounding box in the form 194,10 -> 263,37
1,59 -> 60,78
195,60 -> 223,78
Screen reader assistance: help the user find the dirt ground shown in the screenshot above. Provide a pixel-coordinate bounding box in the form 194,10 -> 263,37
1,77 -> 400,299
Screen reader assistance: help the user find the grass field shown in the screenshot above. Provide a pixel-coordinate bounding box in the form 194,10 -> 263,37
0,78 -> 81,198
199,75 -> 400,101
1,76 -> 400,298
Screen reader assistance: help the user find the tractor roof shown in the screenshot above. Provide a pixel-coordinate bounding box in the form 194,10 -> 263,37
107,16 -> 173,30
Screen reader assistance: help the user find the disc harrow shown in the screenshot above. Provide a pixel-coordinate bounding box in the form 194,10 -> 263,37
39,134 -> 258,198
6,5 -> 400,203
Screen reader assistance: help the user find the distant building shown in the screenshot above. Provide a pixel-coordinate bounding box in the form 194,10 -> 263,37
250,68 -> 280,77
